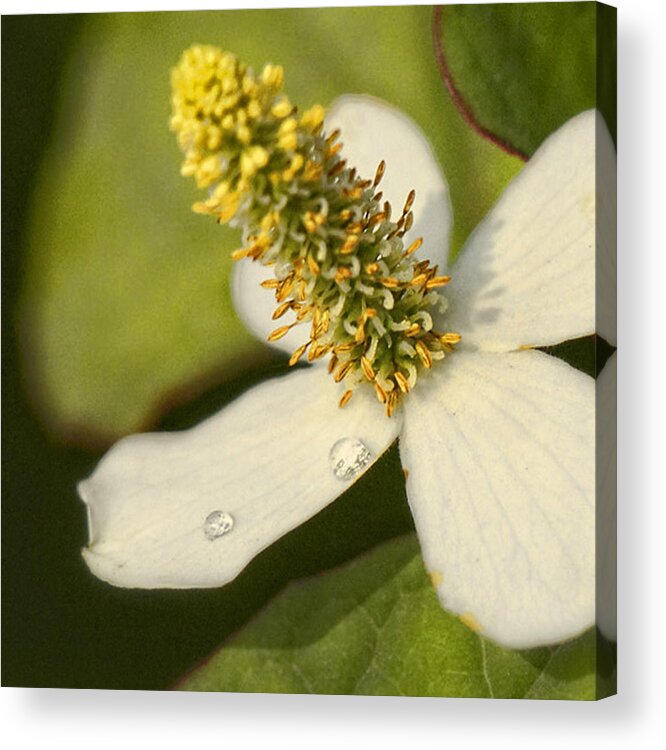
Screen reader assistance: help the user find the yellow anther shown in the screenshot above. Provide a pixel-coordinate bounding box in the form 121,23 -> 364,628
261,63 -> 284,88
339,389 -> 354,408
403,189 -> 416,215
405,237 -> 423,257
300,104 -> 325,131
240,145 -> 269,177
373,160 -> 386,187
440,332 -> 462,345
394,371 -> 410,394
385,390 -> 399,417
268,324 -> 295,342
272,300 -> 294,320
303,211 -> 325,234
333,361 -> 353,383
410,273 -> 428,287
380,277 -> 399,289
231,247 -> 250,260
340,235 -> 359,255
426,275 -> 452,290
361,356 -> 375,381
271,98 -> 292,118
415,341 -> 433,368
289,341 -> 310,366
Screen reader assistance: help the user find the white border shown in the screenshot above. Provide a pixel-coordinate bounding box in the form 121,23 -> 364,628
3,0 -> 666,748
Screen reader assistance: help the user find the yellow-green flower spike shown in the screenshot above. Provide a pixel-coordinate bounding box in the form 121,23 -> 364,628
170,44 -> 460,416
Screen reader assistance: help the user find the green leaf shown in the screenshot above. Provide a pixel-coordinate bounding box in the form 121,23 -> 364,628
436,2 -> 600,158
178,534 -> 614,699
20,7 -> 521,441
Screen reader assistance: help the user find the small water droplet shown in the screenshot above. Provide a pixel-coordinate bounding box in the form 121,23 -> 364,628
329,437 -> 373,482
203,510 -> 234,540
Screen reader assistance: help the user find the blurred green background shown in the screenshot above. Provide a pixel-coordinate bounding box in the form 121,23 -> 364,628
2,4 -> 613,691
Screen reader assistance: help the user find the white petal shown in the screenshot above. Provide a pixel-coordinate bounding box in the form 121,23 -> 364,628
326,95 -> 452,271
231,258 -> 308,356
596,352 -> 616,641
80,368 -> 400,588
446,110 -> 609,352
400,350 -> 595,648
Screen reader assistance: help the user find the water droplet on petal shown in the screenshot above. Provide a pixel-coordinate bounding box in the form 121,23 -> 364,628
204,510 -> 234,540
329,437 -> 373,482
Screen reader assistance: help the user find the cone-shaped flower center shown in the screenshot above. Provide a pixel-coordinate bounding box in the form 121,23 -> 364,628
170,44 -> 460,415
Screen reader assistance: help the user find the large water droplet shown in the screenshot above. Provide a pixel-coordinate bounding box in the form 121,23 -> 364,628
329,437 -> 373,482
203,510 -> 234,540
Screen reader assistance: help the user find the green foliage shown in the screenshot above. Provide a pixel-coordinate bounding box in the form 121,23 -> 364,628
438,2 -> 599,157
180,534 -> 613,699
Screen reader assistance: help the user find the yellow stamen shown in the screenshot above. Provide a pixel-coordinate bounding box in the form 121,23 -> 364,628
267,324 -> 295,342
339,389 -> 353,408
289,341 -> 310,366
333,361 -> 353,383
360,356 -> 375,381
415,341 -> 433,368
405,237 -> 423,257
373,160 -> 385,187
394,371 -> 410,393
426,275 -> 452,290
272,300 -> 294,320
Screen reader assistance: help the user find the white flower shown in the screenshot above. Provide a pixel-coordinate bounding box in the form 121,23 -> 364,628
78,97 -> 616,650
